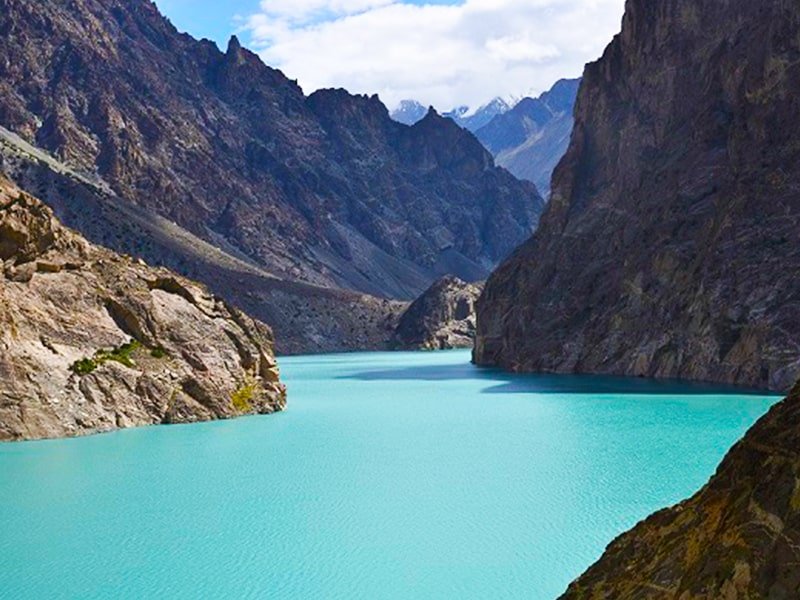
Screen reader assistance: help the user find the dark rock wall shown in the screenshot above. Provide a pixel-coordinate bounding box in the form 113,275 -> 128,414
475,0 -> 800,392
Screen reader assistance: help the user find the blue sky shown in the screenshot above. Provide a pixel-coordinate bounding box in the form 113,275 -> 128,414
155,0 -> 624,110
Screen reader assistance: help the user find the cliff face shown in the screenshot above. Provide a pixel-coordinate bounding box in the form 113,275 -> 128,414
475,0 -> 800,392
0,176 -> 285,441
561,379 -> 800,599
0,0 -> 543,301
392,276 -> 482,350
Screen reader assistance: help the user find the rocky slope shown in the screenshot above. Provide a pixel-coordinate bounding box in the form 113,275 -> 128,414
392,276 -> 482,350
475,79 -> 579,197
0,175 -> 285,441
561,379 -> 800,599
0,0 -> 543,300
475,0 -> 800,392
0,126 -> 406,355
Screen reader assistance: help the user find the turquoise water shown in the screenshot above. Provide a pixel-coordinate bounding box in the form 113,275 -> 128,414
0,350 -> 779,599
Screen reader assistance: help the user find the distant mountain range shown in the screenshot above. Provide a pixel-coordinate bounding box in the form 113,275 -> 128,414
393,80 -> 580,197
443,98 -> 512,132
391,97 -> 511,132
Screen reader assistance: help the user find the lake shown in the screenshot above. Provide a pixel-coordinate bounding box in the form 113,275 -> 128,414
0,350 -> 779,599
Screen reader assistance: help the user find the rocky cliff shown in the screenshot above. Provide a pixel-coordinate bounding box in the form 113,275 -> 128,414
561,379 -> 800,599
475,79 -> 579,197
475,0 -> 800,392
0,175 -> 285,441
0,0 -> 543,301
392,276 -> 482,350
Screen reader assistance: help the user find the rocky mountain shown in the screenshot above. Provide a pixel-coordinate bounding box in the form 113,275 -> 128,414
0,0 -> 543,302
561,378 -> 800,599
0,174 -> 285,441
475,79 -> 580,197
475,0 -> 800,392
391,100 -> 429,126
0,124 -> 406,356
392,276 -> 482,350
443,98 -> 511,132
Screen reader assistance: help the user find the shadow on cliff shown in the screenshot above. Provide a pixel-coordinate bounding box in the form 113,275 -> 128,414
339,361 -> 774,396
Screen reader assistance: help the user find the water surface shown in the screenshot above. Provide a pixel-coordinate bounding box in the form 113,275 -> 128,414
0,350 -> 779,599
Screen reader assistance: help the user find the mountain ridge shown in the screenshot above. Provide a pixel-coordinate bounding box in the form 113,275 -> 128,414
0,0 -> 543,302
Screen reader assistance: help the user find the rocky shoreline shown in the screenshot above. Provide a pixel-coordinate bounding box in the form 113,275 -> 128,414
0,176 -> 285,441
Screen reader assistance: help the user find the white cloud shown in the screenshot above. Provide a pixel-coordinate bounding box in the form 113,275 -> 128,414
244,0 -> 625,110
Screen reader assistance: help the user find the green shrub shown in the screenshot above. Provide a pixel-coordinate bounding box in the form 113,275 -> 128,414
71,340 -> 141,376
71,357 -> 98,375
96,340 -> 140,368
150,346 -> 168,359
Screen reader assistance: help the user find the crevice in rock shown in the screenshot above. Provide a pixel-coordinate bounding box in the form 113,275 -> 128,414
104,297 -> 153,345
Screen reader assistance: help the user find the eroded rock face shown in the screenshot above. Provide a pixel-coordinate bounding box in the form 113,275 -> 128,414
475,0 -> 800,392
560,380 -> 800,599
392,276 -> 483,350
0,0 -> 543,300
0,177 -> 285,441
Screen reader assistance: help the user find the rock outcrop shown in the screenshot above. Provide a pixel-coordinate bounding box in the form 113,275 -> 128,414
0,0 -> 543,301
0,175 -> 285,441
392,276 -> 482,350
475,0 -> 800,392
475,79 -> 579,197
561,379 -> 800,599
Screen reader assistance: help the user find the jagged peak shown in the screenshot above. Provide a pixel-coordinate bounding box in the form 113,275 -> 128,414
226,34 -> 242,55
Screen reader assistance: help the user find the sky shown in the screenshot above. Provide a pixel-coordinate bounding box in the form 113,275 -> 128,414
155,0 -> 625,111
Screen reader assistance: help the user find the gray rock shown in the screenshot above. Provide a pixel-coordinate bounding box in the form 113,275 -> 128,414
392,276 -> 483,350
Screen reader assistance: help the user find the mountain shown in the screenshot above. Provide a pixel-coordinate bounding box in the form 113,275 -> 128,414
0,174 -> 285,441
391,97 -> 511,131
443,98 -> 511,132
475,79 -> 580,197
474,0 -> 800,392
561,378 -> 800,599
0,124 -> 408,356
391,100 -> 429,126
0,0 -> 543,303
391,276 -> 482,350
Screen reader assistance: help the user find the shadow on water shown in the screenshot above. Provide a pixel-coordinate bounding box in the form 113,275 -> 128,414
339,361 -> 776,396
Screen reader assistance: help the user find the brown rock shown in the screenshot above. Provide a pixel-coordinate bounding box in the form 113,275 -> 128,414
0,176 -> 286,441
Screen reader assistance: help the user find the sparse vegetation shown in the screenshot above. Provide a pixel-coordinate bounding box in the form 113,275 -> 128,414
150,345 -> 168,359
231,373 -> 261,413
71,357 -> 99,375
70,340 -> 141,375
